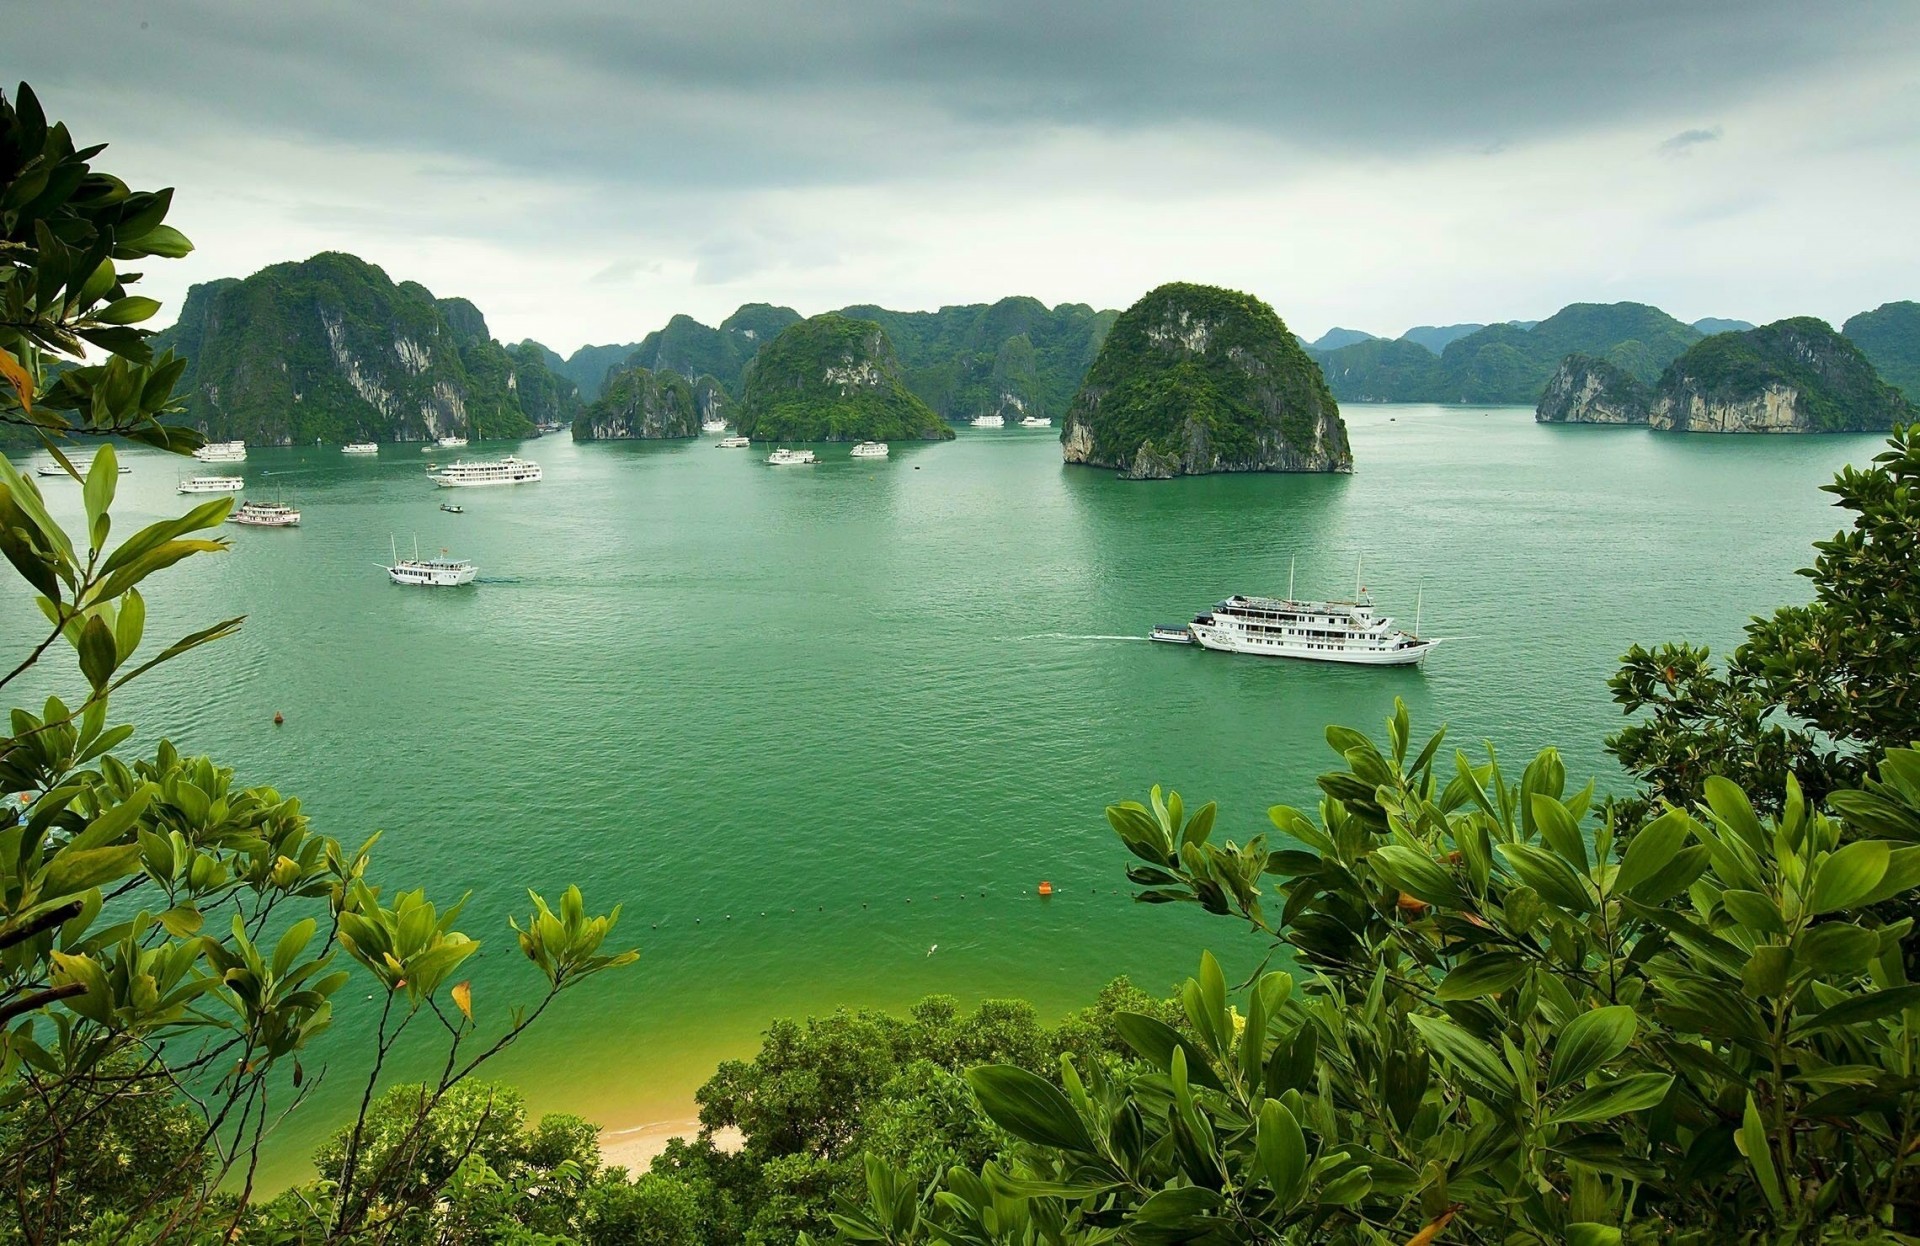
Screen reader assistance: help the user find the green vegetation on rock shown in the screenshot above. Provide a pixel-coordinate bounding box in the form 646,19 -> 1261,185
1842,300 -> 1920,401
152,252 -> 580,443
1061,282 -> 1350,478
573,365 -> 699,440
1316,301 -> 1701,404
1650,317 -> 1914,432
733,314 -> 952,443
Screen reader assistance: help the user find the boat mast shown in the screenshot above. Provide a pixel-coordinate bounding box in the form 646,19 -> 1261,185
1415,588 -> 1423,637
1355,554 -> 1363,601
1288,556 -> 1296,603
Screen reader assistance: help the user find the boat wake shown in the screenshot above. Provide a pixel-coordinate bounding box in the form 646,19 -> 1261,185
1018,633 -> 1151,643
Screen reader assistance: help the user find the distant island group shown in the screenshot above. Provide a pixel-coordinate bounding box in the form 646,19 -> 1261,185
138,251 -> 1920,480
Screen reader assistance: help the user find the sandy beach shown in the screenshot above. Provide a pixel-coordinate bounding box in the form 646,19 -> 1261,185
597,1119 -> 745,1174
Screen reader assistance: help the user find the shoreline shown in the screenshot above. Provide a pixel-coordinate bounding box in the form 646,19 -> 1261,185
597,1116 -> 745,1173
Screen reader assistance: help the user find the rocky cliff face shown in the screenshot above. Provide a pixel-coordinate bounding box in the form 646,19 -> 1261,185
693,375 -> 731,425
734,314 -> 953,443
572,366 -> 698,440
1061,282 -> 1350,479
1535,355 -> 1652,424
1649,319 -> 1914,433
153,253 -> 577,443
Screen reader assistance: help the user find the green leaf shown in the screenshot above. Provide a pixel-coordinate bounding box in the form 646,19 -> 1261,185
1530,794 -> 1589,871
1545,1073 -> 1673,1125
1435,953 -> 1530,1000
1795,923 -> 1879,977
1256,1098 -> 1308,1207
1548,1006 -> 1637,1090
1858,846 -> 1920,907
1133,1186 -> 1224,1227
1719,889 -> 1784,936
1409,1014 -> 1515,1094
77,614 -> 117,689
1371,844 -> 1462,908
1797,986 -> 1920,1034
93,296 -> 162,325
82,444 -> 117,547
1566,1226 -> 1622,1246
1113,1012 -> 1225,1090
1498,841 -> 1592,911
1613,809 -> 1693,895
1739,1091 -> 1785,1216
966,1065 -> 1095,1154
1809,841 -> 1891,914
1741,945 -> 1792,999
44,844 -> 144,895
1705,776 -> 1767,853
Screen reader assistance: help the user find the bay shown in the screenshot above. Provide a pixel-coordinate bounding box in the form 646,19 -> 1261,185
2,405 -> 1879,1182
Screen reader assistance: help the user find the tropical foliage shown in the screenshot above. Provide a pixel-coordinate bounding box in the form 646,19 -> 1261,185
0,81 -> 632,1245
735,314 -> 953,443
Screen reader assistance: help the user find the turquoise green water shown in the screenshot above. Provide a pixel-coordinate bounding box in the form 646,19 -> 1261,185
2,407 -> 1884,1180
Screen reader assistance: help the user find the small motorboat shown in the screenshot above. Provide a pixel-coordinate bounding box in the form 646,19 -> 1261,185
1149,624 -> 1195,645
440,503 -> 464,513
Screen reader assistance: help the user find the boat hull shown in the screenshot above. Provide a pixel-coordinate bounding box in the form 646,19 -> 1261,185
431,473 -> 542,487
1189,622 -> 1437,666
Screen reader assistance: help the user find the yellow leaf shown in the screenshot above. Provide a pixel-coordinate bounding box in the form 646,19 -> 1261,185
0,346 -> 32,415
1405,1206 -> 1462,1246
452,979 -> 472,1021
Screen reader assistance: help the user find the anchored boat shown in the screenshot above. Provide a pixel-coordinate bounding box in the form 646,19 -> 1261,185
342,442 -> 379,455
969,414 -> 1005,428
193,440 -> 247,462
178,476 -> 245,494
850,441 -> 889,458
766,448 -> 817,465
228,500 -> 301,527
718,435 -> 751,448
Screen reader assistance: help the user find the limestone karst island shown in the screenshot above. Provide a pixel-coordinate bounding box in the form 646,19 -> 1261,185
6,5 -> 1920,1246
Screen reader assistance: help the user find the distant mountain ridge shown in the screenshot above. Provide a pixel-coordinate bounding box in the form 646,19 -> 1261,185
1312,302 -> 1703,404
1539,318 -> 1914,433
153,252 -> 580,444
1841,302 -> 1920,401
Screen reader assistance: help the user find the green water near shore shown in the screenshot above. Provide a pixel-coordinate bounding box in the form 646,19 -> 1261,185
3,407 -> 1884,1183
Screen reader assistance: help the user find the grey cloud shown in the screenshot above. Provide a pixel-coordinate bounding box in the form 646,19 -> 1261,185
8,0 -> 1915,195
1659,126 -> 1725,156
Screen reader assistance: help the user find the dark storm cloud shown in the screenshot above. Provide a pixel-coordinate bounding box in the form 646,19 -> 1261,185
9,0 -> 1914,192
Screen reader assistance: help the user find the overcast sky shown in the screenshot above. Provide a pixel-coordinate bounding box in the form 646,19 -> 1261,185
10,0 -> 1919,353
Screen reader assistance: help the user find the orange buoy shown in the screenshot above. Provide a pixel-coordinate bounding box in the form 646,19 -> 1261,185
1037,880 -> 1054,897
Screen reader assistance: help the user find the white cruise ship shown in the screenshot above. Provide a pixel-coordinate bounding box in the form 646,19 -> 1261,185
849,441 -> 889,458
428,456 -> 542,488
193,440 -> 247,462
342,442 -> 379,455
702,419 -> 730,434
1019,416 -> 1052,428
718,435 -> 751,448
178,476 -> 245,494
1188,590 -> 1437,666
970,414 -> 1005,428
385,537 -> 476,586
436,435 -> 468,449
766,448 -> 817,465
228,500 -> 301,527
37,456 -> 131,477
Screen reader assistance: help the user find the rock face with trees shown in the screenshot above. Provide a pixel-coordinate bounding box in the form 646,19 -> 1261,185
1061,282 -> 1351,479
153,252 -> 580,443
1839,300 -> 1920,403
571,365 -> 699,440
733,313 -> 953,443
1538,318 -> 1915,432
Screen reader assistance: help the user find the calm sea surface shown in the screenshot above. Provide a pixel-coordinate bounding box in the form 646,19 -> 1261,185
2,406 -> 1884,1180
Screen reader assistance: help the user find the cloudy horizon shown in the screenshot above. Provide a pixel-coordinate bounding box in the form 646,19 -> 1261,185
11,0 -> 1919,354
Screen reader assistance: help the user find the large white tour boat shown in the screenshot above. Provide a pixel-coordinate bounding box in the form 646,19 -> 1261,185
342,442 -> 379,455
969,414 -> 1005,428
37,456 -> 131,477
718,435 -> 751,448
178,475 -> 245,494
436,434 -> 469,449
702,419 -> 730,434
193,440 -> 247,462
428,456 -> 542,487
1185,564 -> 1438,667
385,537 -> 477,586
1019,416 -> 1052,428
228,500 -> 301,527
849,441 -> 889,458
766,448 -> 817,465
